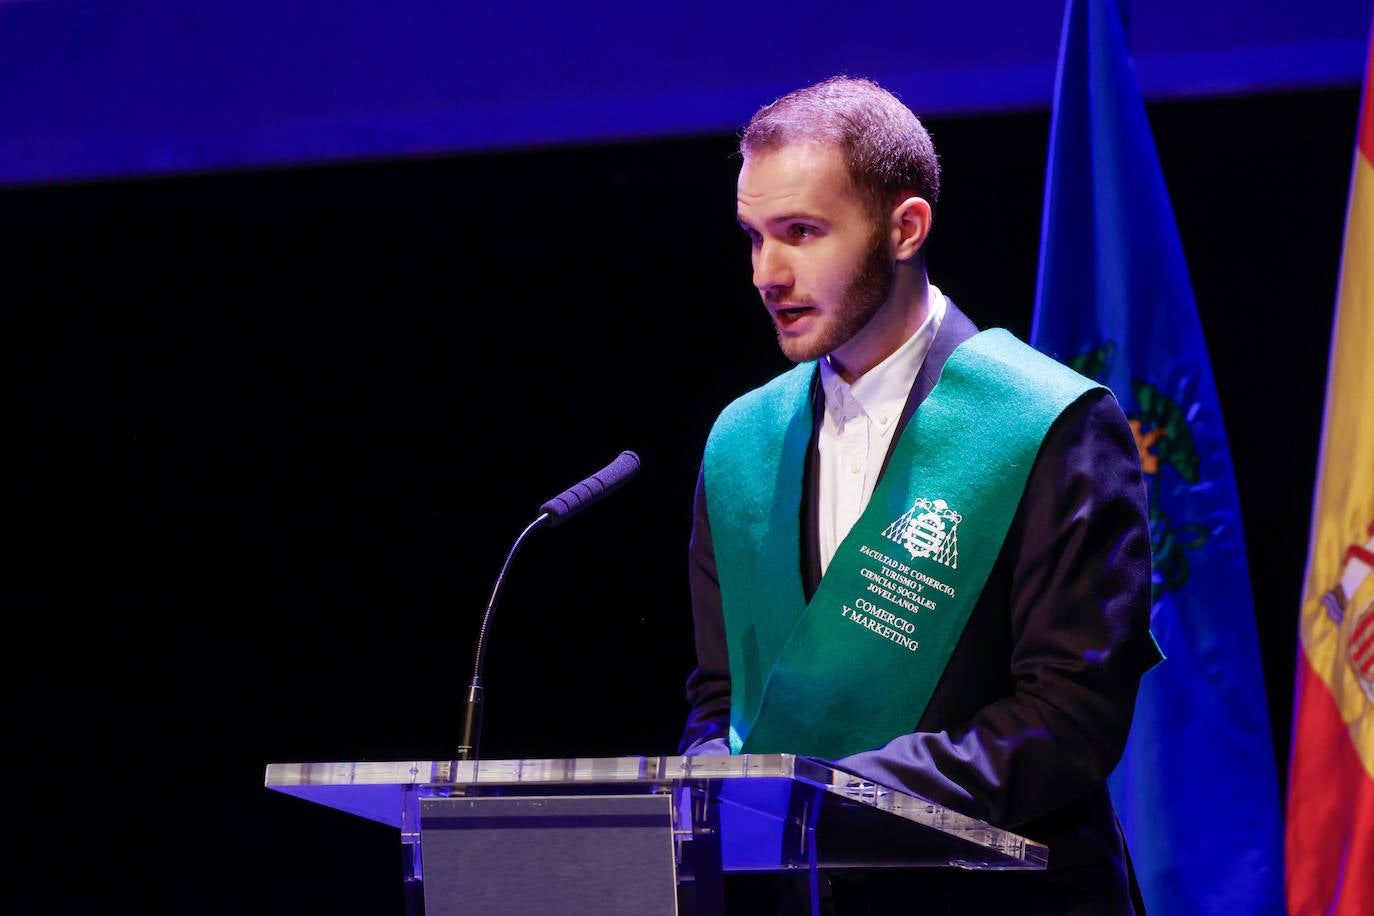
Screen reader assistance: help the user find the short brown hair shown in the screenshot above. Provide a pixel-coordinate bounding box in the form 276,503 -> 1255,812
739,75 -> 941,221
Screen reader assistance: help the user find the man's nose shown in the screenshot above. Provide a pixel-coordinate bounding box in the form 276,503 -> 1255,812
753,240 -> 792,293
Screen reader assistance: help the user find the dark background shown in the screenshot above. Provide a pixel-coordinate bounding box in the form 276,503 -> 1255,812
4,85 -> 1360,912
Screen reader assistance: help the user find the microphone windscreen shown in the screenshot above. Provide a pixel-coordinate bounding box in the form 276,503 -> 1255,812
538,450 -> 641,526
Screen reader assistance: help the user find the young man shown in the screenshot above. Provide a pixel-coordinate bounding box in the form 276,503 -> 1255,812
679,76 -> 1162,914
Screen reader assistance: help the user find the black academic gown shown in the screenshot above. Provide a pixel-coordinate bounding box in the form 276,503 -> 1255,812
680,301 -> 1160,914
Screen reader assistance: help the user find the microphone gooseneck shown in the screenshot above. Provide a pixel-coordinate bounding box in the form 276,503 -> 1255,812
456,450 -> 641,762
456,513 -> 547,762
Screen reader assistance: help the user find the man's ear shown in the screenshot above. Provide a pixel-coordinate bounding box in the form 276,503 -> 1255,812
891,196 -> 932,261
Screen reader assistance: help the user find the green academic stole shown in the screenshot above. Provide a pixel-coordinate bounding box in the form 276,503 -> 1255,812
703,329 -> 1101,760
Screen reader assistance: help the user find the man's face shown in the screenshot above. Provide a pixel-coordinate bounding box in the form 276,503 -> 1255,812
737,143 -> 894,366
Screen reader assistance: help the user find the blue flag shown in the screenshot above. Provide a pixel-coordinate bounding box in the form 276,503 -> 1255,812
1030,0 -> 1286,912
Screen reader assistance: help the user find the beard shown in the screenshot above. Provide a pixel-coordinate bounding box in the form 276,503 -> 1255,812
776,229 -> 895,364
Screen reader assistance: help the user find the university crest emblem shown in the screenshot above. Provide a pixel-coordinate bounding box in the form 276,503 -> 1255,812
882,497 -> 962,568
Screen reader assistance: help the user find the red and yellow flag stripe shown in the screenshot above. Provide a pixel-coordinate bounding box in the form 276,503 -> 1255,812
1285,27 -> 1374,916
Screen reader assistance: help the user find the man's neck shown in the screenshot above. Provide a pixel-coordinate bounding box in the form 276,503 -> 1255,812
828,271 -> 931,384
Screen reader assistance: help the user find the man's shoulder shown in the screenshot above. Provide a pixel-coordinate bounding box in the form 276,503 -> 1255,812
936,298 -> 1088,387
715,361 -> 816,425
952,328 -> 1099,396
704,361 -> 817,469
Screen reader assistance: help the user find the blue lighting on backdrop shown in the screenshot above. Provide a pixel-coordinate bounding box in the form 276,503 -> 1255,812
1,0 -> 1370,187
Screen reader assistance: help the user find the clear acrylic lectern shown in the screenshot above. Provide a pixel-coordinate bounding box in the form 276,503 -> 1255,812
264,754 -> 1046,915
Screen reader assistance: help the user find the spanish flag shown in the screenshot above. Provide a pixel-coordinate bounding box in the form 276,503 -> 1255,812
1284,23 -> 1374,916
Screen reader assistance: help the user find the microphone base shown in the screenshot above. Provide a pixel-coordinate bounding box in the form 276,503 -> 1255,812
456,682 -> 484,762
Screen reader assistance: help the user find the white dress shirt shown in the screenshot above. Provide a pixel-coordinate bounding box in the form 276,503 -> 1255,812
816,286 -> 947,573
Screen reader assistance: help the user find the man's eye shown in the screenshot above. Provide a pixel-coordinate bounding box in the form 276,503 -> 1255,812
790,225 -> 816,240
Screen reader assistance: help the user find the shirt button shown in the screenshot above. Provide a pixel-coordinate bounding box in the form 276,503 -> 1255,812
850,458 -> 862,474
878,412 -> 889,425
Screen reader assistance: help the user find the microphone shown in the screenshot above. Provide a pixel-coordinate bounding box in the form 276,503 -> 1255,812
537,450 -> 641,526
456,451 -> 642,762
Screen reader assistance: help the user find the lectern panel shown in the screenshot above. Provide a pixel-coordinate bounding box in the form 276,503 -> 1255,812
418,794 -> 678,916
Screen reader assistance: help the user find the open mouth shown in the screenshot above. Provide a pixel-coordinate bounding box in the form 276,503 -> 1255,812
775,306 -> 813,327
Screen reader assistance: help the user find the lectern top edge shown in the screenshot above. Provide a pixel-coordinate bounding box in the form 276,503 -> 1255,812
263,752 -> 1047,870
